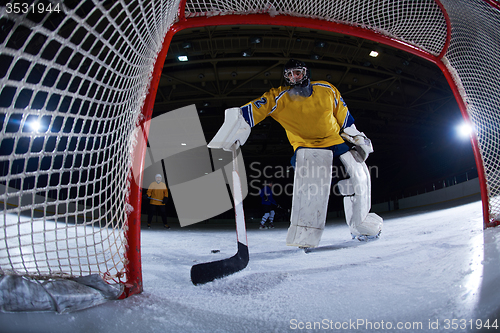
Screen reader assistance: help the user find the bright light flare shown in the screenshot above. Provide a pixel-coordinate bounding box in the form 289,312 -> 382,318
29,120 -> 41,132
457,122 -> 473,139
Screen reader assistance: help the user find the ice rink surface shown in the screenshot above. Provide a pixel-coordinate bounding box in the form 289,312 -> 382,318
2,194 -> 500,333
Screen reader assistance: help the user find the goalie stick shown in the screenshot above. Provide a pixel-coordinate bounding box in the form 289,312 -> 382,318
190,143 -> 249,285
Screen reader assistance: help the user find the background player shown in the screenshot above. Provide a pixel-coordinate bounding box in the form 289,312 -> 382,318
259,182 -> 277,229
146,174 -> 170,229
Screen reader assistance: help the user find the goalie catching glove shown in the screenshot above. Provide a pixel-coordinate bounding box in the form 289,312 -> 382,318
341,124 -> 374,163
208,107 -> 251,150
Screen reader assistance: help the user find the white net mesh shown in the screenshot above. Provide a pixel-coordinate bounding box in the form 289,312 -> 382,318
184,0 -> 448,55
438,0 -> 500,223
1,0 -> 499,287
0,0 -> 179,282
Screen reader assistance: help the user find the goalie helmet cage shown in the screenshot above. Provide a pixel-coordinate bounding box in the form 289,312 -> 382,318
0,0 -> 498,299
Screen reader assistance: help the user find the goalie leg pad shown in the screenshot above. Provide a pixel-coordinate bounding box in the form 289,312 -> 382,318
339,151 -> 383,236
286,149 -> 333,248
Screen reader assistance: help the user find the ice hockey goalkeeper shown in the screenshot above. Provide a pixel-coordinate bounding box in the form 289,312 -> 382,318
208,59 -> 383,248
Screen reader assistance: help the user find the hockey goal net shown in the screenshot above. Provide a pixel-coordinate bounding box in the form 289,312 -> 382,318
0,0 -> 498,302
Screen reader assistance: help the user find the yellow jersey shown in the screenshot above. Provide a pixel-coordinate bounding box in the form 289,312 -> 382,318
147,181 -> 169,206
241,81 -> 354,151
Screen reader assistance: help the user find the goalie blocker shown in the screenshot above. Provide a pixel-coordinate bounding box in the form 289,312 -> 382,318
286,148 -> 382,248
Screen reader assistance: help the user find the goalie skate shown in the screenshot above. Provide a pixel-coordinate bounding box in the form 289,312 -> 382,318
352,230 -> 381,241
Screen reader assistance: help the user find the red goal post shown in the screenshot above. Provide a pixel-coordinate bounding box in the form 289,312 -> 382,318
0,0 -> 498,302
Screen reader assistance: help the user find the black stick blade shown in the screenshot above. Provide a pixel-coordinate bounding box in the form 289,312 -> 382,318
191,242 -> 249,285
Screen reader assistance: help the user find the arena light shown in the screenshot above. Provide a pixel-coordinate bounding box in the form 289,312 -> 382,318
315,41 -> 327,48
29,120 -> 41,132
457,122 -> 473,139
249,36 -> 262,44
369,50 -> 379,57
177,55 -> 188,62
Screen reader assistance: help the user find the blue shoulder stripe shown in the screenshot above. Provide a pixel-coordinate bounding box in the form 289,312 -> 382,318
268,89 -> 290,116
312,82 -> 333,89
312,82 -> 338,107
312,82 -> 355,129
342,110 -> 355,129
241,105 -> 254,127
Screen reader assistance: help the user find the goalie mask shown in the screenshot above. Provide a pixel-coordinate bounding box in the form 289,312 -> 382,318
283,59 -> 310,87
